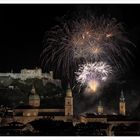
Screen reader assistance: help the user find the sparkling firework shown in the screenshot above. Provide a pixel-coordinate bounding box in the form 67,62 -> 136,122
75,62 -> 112,92
41,15 -> 134,77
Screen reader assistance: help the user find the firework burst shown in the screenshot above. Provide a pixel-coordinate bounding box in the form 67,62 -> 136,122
41,12 -> 135,84
75,62 -> 113,92
41,14 -> 134,78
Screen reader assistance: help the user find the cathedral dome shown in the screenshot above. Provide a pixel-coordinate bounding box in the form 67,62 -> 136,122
29,85 -> 40,100
29,94 -> 40,100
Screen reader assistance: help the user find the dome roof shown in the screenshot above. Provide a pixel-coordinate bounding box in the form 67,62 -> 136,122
29,85 -> 40,100
31,85 -> 36,94
29,94 -> 40,100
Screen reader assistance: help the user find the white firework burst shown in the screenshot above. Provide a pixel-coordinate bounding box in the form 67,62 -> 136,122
75,62 -> 112,92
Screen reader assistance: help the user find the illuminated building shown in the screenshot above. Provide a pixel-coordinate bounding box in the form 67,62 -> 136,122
119,90 -> 126,116
1,84 -> 73,125
65,84 -> 73,116
0,68 -> 61,87
29,85 -> 40,107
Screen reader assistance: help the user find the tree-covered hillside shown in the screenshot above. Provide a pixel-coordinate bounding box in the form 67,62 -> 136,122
0,78 -> 64,107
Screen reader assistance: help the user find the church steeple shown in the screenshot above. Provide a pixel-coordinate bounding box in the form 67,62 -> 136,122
31,85 -> 36,94
65,83 -> 73,116
99,100 -> 102,106
119,90 -> 126,116
97,100 -> 103,115
66,83 -> 72,97
120,90 -> 125,102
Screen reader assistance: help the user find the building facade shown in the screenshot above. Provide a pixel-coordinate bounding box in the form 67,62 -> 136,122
0,85 -> 128,126
65,84 -> 73,116
1,84 -> 74,125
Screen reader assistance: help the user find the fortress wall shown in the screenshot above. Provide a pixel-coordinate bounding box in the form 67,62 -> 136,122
0,69 -> 61,85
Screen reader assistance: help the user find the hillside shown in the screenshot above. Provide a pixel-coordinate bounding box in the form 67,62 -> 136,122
0,78 -> 64,107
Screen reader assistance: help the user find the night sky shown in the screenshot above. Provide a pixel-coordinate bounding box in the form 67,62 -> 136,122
0,4 -> 140,114
0,4 -> 139,74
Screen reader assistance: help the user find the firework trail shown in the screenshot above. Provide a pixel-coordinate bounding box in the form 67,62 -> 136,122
41,14 -> 134,78
75,62 -> 112,92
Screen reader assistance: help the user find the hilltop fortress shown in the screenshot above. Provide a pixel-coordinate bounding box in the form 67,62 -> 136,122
0,68 -> 61,87
0,68 -> 53,80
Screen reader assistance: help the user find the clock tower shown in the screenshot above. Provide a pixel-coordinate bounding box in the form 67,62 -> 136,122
65,84 -> 73,116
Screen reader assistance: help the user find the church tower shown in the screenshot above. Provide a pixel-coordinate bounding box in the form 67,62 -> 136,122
97,100 -> 103,115
119,90 -> 126,116
29,85 -> 40,107
65,84 -> 73,116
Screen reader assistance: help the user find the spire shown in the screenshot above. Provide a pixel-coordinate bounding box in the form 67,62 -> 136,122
97,100 -> 103,115
120,90 -> 125,101
66,83 -> 72,97
68,83 -> 70,89
99,100 -> 102,106
31,84 -> 36,94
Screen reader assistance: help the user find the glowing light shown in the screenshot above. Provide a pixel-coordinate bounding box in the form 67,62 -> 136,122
88,80 -> 99,92
92,47 -> 102,55
75,62 -> 112,93
106,33 -> 113,38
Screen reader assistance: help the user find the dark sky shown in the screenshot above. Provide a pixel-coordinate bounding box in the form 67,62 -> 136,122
0,4 -> 140,78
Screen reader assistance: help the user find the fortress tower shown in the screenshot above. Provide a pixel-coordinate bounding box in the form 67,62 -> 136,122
29,85 -> 40,107
119,90 -> 126,116
97,100 -> 103,115
65,84 -> 73,116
